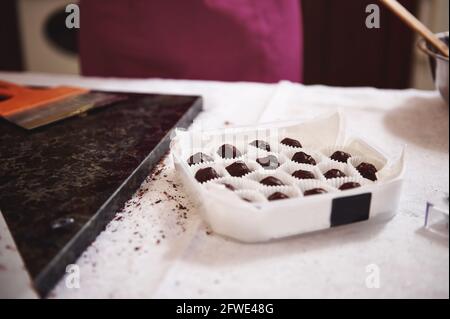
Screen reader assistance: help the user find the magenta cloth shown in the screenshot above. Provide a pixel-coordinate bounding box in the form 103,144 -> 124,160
79,0 -> 303,83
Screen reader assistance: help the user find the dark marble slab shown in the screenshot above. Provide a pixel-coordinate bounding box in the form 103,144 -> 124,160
0,92 -> 202,296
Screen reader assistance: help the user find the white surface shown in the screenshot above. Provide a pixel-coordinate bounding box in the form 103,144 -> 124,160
0,72 -> 448,298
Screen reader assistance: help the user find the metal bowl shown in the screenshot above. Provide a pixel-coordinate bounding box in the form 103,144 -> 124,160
418,31 -> 449,104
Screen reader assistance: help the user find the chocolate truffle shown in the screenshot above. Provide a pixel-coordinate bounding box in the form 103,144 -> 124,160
256,155 -> 280,170
356,162 -> 378,181
292,169 -> 315,180
226,161 -> 252,177
268,192 -> 289,201
250,140 -> 271,152
281,137 -> 302,148
304,188 -> 327,196
260,176 -> 284,186
324,169 -> 346,179
292,151 -> 317,165
339,182 -> 361,190
217,144 -> 241,159
330,150 -> 351,163
195,167 -> 220,183
187,152 -> 214,166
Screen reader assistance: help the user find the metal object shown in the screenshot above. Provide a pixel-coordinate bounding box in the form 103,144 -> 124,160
418,31 -> 449,104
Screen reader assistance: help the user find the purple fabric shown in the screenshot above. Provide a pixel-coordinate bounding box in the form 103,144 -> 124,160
79,0 -> 303,83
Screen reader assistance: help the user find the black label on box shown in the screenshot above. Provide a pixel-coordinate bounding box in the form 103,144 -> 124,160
330,193 -> 372,227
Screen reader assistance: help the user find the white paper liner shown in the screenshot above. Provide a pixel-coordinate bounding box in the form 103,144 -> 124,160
326,176 -> 370,191
245,144 -> 271,159
258,185 -> 302,201
209,142 -> 249,162
196,127 -> 258,154
235,189 -> 268,203
345,138 -> 388,167
317,160 -> 359,181
278,142 -> 304,155
188,161 -> 230,184
348,155 -> 386,182
246,135 -> 282,154
283,148 -> 324,166
296,179 -> 338,196
210,126 -> 281,153
245,148 -> 289,171
246,170 -> 295,189
282,161 -> 325,182
211,176 -> 261,192
184,150 -> 216,166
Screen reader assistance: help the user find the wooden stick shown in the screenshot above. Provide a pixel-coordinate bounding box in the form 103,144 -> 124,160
379,0 -> 449,57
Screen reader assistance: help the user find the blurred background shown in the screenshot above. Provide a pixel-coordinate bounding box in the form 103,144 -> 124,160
1,0 -> 448,89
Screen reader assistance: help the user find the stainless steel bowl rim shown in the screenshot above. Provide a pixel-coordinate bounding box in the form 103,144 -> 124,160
417,31 -> 449,62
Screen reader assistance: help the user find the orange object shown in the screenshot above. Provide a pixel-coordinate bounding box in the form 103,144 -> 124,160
0,80 -> 88,116
0,80 -> 120,130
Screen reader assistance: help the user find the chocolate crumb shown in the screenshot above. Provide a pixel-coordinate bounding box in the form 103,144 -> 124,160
152,166 -> 164,177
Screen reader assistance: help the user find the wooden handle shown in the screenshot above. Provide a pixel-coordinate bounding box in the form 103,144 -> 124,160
379,0 -> 449,57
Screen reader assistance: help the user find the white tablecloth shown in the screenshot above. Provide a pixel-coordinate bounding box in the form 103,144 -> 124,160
0,72 -> 448,299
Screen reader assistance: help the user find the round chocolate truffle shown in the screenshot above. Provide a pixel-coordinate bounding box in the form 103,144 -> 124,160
292,169 -> 315,180
339,182 -> 361,190
280,137 -> 302,148
268,192 -> 289,201
260,176 -> 284,186
256,155 -> 280,170
324,169 -> 346,179
217,144 -> 241,159
292,151 -> 317,165
195,167 -> 220,183
250,140 -> 271,152
356,162 -> 377,181
226,161 -> 252,177
304,188 -> 327,196
187,152 -> 214,166
330,150 -> 351,163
